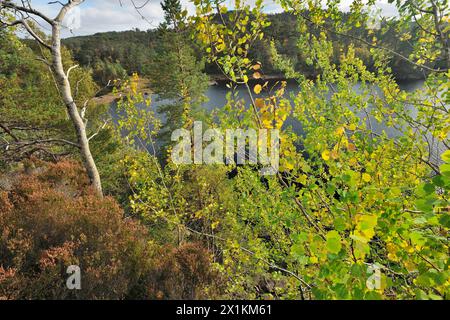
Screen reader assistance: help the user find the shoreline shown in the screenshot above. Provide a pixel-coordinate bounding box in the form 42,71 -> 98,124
208,73 -> 425,85
208,74 -> 290,85
94,75 -> 425,105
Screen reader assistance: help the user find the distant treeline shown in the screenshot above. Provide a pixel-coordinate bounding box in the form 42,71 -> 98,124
62,11 -> 427,85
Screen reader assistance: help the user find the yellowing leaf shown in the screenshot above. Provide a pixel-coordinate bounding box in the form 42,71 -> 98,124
353,240 -> 370,260
255,98 -> 265,108
211,220 -> 220,230
322,150 -> 330,161
404,260 -> 417,272
253,72 -> 261,79
362,173 -> 371,182
284,161 -> 294,170
335,127 -> 345,136
358,214 -> 378,231
254,84 -> 262,94
348,124 -> 357,131
330,150 -> 339,160
353,214 -> 378,245
296,174 -> 307,185
441,150 -> 450,162
347,143 -> 356,152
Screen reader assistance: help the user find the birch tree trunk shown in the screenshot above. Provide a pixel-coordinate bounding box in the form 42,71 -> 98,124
0,0 -> 103,197
51,24 -> 103,197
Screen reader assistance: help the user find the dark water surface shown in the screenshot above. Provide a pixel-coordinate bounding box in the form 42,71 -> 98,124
112,79 -> 447,162
204,79 -> 424,112
203,79 -> 425,137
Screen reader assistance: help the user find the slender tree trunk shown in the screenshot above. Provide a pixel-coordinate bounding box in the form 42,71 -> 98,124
431,2 -> 450,69
51,22 -> 103,197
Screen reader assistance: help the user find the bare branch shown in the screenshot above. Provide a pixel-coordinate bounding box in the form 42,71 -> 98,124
1,1 -> 54,25
55,0 -> 84,23
88,120 -> 109,141
0,123 -> 19,142
66,64 -> 79,79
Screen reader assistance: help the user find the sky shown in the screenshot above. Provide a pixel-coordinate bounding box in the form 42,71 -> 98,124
22,0 -> 398,38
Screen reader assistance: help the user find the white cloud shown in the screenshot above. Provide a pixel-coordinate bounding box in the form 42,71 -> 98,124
30,0 -> 176,37
19,0 -> 398,37
77,2 -> 163,35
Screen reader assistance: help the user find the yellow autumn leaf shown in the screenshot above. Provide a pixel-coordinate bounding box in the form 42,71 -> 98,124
335,127 -> 345,136
353,214 -> 378,242
322,150 -> 330,161
254,84 -> 262,94
262,119 -> 272,128
362,173 -> 371,182
386,243 -> 398,261
296,174 -> 307,185
404,260 -> 417,272
347,143 -> 356,151
253,64 -> 261,70
348,124 -> 357,131
330,150 -> 339,160
254,98 -> 265,108
211,220 -> 220,230
284,161 -> 294,170
253,72 -> 261,79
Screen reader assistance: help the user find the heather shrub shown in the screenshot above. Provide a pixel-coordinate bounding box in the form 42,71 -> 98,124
147,242 -> 220,300
0,160 -> 216,299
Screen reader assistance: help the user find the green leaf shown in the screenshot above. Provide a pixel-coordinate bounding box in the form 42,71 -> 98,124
439,214 -> 450,228
432,175 -> 445,188
290,243 -> 305,259
415,198 -> 435,213
440,150 -> 450,163
326,230 -> 342,254
334,217 -> 347,231
440,163 -> 450,177
410,231 -> 426,246
359,215 -> 377,230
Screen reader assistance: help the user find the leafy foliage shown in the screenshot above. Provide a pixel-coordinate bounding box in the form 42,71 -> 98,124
1,0 -> 448,301
120,0 -> 449,300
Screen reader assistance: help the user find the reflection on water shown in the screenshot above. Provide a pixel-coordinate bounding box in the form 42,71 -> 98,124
114,79 -> 426,131
112,79 -> 446,163
203,79 -> 447,163
204,79 -> 424,112
203,79 -> 425,138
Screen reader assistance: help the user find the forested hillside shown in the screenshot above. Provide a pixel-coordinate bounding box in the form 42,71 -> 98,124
62,11 -> 426,85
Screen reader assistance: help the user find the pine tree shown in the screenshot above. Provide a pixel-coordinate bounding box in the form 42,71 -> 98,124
148,0 -> 209,156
